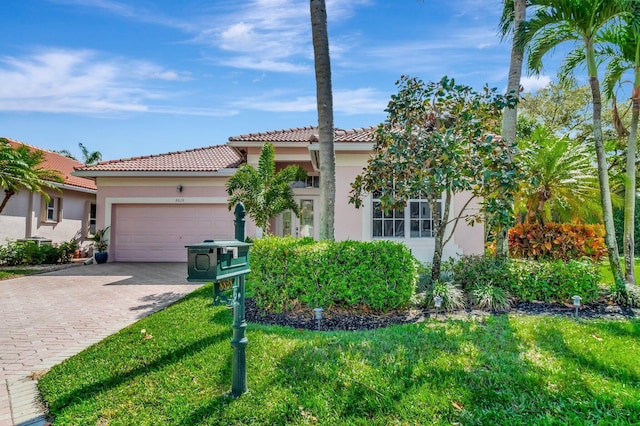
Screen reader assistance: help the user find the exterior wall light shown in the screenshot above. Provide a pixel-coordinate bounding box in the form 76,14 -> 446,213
177,184 -> 183,193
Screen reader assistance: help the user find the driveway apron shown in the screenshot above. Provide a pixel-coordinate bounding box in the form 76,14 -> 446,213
0,263 -> 202,426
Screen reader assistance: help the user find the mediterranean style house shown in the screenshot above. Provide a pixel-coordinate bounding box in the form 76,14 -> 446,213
73,126 -> 483,264
0,139 -> 97,250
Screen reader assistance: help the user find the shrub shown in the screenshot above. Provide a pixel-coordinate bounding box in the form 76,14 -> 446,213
452,255 -> 601,304
469,283 -> 510,311
0,238 -> 77,266
430,280 -> 465,311
247,236 -> 418,312
510,259 -> 600,303
509,222 -> 606,261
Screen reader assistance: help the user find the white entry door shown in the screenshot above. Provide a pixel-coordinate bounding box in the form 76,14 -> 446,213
276,197 -> 318,239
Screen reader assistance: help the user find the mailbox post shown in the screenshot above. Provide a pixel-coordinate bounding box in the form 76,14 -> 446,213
185,202 -> 251,397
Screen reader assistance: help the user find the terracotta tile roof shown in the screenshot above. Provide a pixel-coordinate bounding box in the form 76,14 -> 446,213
77,144 -> 244,172
4,138 -> 97,191
228,126 -> 377,143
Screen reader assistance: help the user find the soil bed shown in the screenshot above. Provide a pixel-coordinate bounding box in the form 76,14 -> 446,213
245,298 -> 639,331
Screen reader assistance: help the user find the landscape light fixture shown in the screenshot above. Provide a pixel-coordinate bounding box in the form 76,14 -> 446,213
572,295 -> 582,317
314,307 -> 323,331
434,295 -> 443,317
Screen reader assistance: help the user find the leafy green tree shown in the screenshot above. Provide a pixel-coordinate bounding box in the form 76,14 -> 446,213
515,126 -> 603,224
520,0 -> 628,290
0,138 -> 63,214
496,0 -> 527,258
226,142 -> 307,234
350,76 -> 517,282
310,0 -> 336,241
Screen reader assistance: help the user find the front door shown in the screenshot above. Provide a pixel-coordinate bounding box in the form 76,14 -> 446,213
276,198 -> 318,239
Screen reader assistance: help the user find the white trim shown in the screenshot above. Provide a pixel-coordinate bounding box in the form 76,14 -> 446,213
104,196 -> 228,232
308,143 -> 373,151
52,182 -> 97,194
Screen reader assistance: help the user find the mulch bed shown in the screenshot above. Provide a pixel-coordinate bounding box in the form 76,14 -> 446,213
245,298 -> 640,331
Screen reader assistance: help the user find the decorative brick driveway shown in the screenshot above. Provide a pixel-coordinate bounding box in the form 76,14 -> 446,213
0,263 -> 201,426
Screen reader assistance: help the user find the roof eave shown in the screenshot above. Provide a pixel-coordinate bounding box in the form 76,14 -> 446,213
228,141 -> 311,148
72,169 -> 238,178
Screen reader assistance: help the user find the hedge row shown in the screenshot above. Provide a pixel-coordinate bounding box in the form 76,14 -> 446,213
451,255 -> 601,304
247,237 -> 418,312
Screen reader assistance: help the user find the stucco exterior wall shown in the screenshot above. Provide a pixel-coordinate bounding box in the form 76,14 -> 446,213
0,188 -> 95,247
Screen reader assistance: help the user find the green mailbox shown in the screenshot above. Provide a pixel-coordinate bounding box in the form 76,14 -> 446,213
186,239 -> 252,306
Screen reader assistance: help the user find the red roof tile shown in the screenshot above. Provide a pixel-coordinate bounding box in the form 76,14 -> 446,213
77,144 -> 244,172
4,138 -> 97,191
228,126 -> 377,143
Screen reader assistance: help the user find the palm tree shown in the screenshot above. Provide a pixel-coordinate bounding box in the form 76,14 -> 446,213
496,0 -> 527,257
515,127 -> 603,224
79,143 -> 102,165
599,6 -> 640,285
226,142 -> 307,234
310,0 -> 336,240
520,0 -> 628,291
0,138 -> 63,214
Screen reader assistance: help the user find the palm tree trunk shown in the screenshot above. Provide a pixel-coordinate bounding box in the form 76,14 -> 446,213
310,0 -> 336,241
0,190 -> 15,214
496,0 -> 526,258
624,85 -> 639,285
589,73 -> 625,290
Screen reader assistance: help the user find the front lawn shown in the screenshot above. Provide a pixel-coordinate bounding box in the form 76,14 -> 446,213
39,284 -> 640,425
0,268 -> 37,280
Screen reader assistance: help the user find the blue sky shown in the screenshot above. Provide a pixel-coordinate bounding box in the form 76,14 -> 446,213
0,0 -> 555,161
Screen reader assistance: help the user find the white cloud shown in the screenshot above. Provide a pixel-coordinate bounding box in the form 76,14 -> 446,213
0,48 -> 200,115
520,75 -> 552,93
231,87 -> 386,114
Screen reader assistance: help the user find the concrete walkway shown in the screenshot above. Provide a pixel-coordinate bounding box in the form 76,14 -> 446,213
0,263 -> 202,426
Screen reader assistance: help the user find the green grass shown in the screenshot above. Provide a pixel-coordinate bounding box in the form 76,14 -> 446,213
0,268 -> 37,280
39,284 -> 640,425
600,258 -> 640,285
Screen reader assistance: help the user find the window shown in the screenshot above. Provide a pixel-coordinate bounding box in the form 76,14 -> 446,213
372,196 -> 442,238
372,201 -> 405,237
305,175 -> 320,188
410,201 -> 442,238
42,196 -> 62,223
88,203 -> 97,235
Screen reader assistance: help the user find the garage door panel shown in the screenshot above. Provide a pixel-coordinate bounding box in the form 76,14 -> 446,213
113,204 -> 235,262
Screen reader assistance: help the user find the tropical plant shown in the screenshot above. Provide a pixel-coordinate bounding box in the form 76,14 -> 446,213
310,0 -> 336,241
79,142 -> 102,165
226,142 -> 307,234
91,227 -> 110,252
515,126 -> 603,224
0,138 -> 63,214
350,75 -> 517,283
519,0 -> 628,291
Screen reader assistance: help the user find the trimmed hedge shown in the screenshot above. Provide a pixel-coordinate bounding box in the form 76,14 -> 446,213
247,236 -> 418,312
452,255 -> 601,304
509,222 -> 606,261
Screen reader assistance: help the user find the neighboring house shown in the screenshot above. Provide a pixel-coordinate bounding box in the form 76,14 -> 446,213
1,139 -> 97,250
74,126 -> 483,264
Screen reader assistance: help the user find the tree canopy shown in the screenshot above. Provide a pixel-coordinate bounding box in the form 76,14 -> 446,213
350,76 -> 517,281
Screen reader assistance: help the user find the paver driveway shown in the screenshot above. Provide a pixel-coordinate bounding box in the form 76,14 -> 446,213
0,262 -> 202,426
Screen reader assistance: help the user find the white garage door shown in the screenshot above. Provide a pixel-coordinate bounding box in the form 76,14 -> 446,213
113,204 -> 235,262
